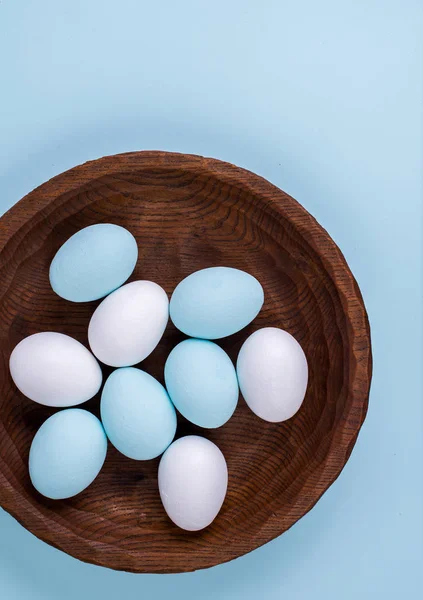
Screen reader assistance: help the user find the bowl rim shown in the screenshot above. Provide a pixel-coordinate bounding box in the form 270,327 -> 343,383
0,151 -> 372,573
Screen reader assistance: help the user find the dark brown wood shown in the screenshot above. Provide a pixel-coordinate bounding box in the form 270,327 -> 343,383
0,151 -> 372,573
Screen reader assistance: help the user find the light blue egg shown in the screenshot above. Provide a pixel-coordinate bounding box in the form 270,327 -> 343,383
29,409 -> 107,499
101,367 -> 177,460
49,223 -> 138,302
169,267 -> 264,339
165,339 -> 239,428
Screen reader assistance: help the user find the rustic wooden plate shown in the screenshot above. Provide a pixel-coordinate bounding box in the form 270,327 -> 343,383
0,151 -> 371,573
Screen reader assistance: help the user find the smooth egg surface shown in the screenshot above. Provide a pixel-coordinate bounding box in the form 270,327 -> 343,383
237,327 -> 308,422
164,339 -> 238,428
88,280 -> 169,367
29,409 -> 107,499
158,436 -> 228,531
9,332 -> 102,407
101,367 -> 177,460
170,266 -> 264,339
49,223 -> 138,302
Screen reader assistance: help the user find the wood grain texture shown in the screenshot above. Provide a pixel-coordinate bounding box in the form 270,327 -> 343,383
0,151 -> 372,573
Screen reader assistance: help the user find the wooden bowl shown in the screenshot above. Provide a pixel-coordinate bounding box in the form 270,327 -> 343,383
0,151 -> 371,573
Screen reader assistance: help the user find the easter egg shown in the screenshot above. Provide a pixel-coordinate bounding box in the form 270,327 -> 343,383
169,267 -> 264,339
29,409 -> 107,499
236,327 -> 308,422
49,223 -> 138,302
9,332 -> 102,407
165,339 -> 238,428
158,436 -> 228,531
100,367 -> 176,460
88,280 -> 169,367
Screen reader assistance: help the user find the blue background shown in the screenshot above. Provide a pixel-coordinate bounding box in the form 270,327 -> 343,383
1,1 -> 422,598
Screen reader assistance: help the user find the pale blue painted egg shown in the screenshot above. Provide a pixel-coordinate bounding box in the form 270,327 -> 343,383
164,339 -> 239,428
101,367 -> 177,460
29,409 -> 107,499
49,223 -> 138,302
169,267 -> 264,339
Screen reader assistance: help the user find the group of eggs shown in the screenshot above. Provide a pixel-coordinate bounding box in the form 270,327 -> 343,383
9,223 -> 309,531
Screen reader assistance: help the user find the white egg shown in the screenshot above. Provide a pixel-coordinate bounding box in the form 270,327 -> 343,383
236,327 -> 308,422
9,332 -> 102,407
88,280 -> 169,367
158,436 -> 228,531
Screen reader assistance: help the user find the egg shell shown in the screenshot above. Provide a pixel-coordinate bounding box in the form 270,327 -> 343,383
165,339 -> 238,428
29,409 -> 107,499
158,436 -> 228,531
9,332 -> 102,407
88,280 -> 169,367
101,367 -> 177,460
49,223 -> 138,302
236,327 -> 308,422
170,266 -> 264,339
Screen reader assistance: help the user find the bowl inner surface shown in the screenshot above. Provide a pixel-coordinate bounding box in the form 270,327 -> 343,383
0,152 -> 371,573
